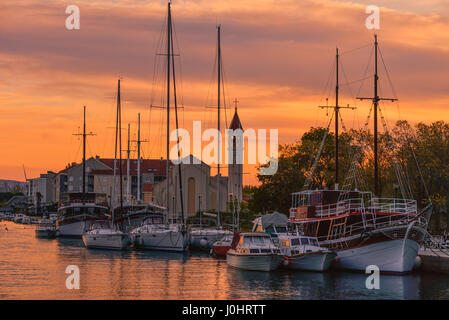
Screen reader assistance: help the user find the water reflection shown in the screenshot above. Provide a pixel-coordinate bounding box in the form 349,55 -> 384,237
0,221 -> 448,299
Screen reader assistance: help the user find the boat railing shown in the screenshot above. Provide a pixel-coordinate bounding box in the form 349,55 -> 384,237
315,198 -> 365,218
318,210 -> 426,246
369,198 -> 417,215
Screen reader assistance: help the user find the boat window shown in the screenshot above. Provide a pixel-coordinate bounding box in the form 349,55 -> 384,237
250,249 -> 260,254
291,238 -> 300,246
245,236 -> 270,246
309,238 -> 319,246
275,226 -> 287,234
300,238 -> 309,245
265,226 -> 275,234
281,239 -> 290,247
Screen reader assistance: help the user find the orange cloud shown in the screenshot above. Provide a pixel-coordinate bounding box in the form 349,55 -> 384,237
1,0 -> 448,185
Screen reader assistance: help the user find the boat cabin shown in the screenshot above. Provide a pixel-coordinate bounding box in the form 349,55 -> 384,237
89,220 -> 112,231
230,232 -> 279,254
289,189 -> 418,243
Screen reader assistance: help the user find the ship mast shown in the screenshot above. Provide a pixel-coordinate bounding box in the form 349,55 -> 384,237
319,48 -> 355,190
117,80 -> 124,224
357,35 -> 397,196
217,25 -> 221,227
165,2 -> 171,224
126,123 -> 131,202
73,106 -> 95,197
165,2 -> 185,224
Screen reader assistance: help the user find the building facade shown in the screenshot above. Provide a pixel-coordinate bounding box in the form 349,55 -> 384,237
27,171 -> 56,210
53,156 -> 166,206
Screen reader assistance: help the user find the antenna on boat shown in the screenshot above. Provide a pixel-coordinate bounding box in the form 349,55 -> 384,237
356,34 -> 397,196
73,106 -> 96,196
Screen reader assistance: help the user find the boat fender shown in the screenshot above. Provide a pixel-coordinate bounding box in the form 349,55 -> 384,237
200,237 -> 208,247
282,257 -> 290,267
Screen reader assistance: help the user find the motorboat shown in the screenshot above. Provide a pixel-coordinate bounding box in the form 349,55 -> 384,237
278,234 -> 336,271
14,213 -> 24,223
212,234 -> 233,257
22,216 -> 31,225
82,220 -> 130,250
190,227 -> 233,251
253,211 -> 336,272
35,220 -> 56,238
226,232 -> 283,271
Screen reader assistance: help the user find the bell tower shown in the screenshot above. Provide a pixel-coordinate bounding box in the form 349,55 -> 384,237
228,101 -> 243,204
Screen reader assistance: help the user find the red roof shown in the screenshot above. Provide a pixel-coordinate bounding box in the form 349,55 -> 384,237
97,158 -> 167,176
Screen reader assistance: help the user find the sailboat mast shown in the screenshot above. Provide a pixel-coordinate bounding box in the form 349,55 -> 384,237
319,48 -> 355,190
118,80 -> 123,221
82,106 -> 86,195
165,2 -> 171,224
137,113 -> 141,202
217,25 -> 221,227
356,34 -> 397,196
373,34 -> 379,196
335,47 -> 339,190
170,10 -> 185,226
127,123 -> 130,202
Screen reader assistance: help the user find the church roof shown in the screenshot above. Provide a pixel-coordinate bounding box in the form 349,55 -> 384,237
229,107 -> 243,130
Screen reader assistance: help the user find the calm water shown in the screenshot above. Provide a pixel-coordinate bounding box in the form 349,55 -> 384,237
1,220 -> 449,300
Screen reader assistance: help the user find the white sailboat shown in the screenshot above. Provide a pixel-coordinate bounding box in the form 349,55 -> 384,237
189,25 -> 235,251
130,2 -> 189,252
82,80 -> 130,250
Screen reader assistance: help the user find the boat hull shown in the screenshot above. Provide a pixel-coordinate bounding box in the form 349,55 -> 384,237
226,252 -> 283,271
213,244 -> 231,257
333,238 -> 419,273
190,231 -> 232,250
287,251 -> 336,272
56,221 -> 88,238
133,230 -> 189,252
35,229 -> 56,239
82,233 -> 130,250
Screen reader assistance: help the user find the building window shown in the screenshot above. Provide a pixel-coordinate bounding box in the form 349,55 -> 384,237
88,175 -> 94,192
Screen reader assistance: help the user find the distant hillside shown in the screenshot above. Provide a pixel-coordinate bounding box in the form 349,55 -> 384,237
0,180 -> 26,193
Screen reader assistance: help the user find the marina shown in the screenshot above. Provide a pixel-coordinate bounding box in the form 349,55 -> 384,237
1,0 -> 448,304
1,219 -> 449,300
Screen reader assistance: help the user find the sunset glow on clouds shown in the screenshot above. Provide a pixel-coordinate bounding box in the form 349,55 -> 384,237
1,0 -> 449,184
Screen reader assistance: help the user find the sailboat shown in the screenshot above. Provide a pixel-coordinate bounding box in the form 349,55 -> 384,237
82,80 -> 130,250
56,107 -> 108,238
288,36 -> 432,274
114,113 -> 164,229
130,2 -> 189,252
190,25 -> 233,250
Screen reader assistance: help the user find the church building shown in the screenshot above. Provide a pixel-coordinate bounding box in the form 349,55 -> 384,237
152,107 -> 244,220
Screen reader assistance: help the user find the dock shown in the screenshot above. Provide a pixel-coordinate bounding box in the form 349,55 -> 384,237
419,248 -> 449,274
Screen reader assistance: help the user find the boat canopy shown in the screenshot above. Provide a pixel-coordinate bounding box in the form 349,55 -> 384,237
261,211 -> 288,230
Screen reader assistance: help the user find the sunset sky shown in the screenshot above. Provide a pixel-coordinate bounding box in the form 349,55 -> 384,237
1,0 -> 449,185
